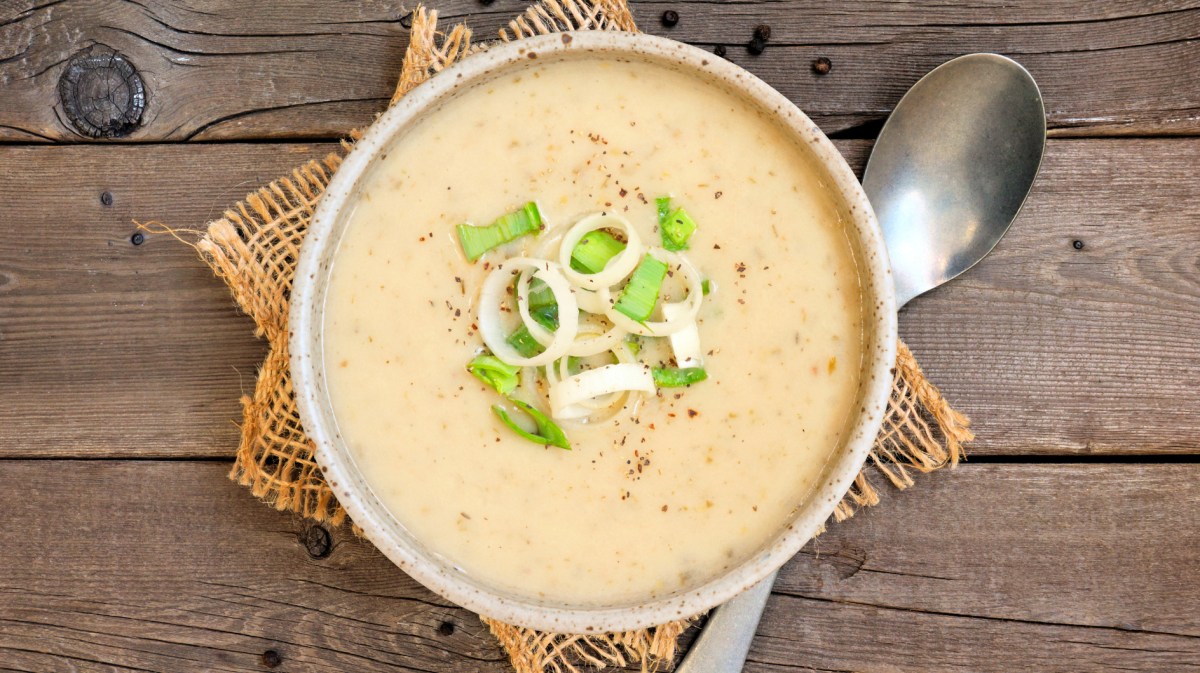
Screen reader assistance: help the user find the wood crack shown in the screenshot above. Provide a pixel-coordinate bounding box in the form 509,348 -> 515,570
774,593 -> 1200,641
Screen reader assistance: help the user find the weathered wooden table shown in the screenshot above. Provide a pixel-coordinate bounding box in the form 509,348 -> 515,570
2,2 -> 1198,671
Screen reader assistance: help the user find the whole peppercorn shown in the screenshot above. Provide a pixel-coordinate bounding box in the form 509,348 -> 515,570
714,44 -> 727,58
812,56 -> 832,75
748,35 -> 766,55
753,24 -> 771,41
661,10 -> 679,27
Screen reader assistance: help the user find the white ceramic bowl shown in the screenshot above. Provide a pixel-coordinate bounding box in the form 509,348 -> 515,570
292,31 -> 897,633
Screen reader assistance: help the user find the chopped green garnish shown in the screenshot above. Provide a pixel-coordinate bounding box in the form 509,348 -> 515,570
506,326 -> 543,358
701,279 -> 712,296
522,278 -> 558,329
614,254 -> 669,323
624,334 -> 641,357
456,202 -> 543,262
492,400 -> 571,450
570,230 -> 626,274
529,304 -> 558,330
527,279 -> 556,310
661,207 -> 698,251
467,355 -> 520,395
656,196 -> 672,225
652,366 -> 708,388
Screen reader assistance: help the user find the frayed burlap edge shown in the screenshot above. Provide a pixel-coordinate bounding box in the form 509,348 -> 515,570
142,2 -> 972,671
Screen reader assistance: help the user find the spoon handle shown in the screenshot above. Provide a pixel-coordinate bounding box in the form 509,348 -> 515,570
675,571 -> 777,673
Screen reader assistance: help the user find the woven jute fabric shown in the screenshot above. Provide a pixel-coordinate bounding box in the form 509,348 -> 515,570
146,2 -> 973,671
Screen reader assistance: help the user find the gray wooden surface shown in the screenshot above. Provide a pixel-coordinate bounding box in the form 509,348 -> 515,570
1,1 -> 1198,671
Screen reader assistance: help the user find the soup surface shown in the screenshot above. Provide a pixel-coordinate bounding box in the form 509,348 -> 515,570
323,55 -> 865,606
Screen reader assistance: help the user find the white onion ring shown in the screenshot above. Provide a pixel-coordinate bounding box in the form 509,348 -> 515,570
598,247 -> 704,337
557,213 -> 643,291
567,313 -> 625,357
478,258 -> 578,367
547,341 -> 637,416
662,302 -> 704,367
549,363 -> 655,420
574,288 -> 610,315
515,269 -> 555,346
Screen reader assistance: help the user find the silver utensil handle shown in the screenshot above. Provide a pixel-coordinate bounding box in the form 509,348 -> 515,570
675,570 -> 777,673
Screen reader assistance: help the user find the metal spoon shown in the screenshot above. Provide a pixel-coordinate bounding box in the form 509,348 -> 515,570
675,53 -> 1045,673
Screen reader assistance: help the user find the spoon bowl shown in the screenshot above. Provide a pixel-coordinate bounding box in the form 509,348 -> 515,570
864,53 -> 1046,307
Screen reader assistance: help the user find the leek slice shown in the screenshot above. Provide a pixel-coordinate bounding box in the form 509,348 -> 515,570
456,202 -> 543,262
466,355 -> 520,395
614,254 -> 668,323
492,400 -> 571,450
661,207 -> 698,251
652,366 -> 708,388
570,230 -> 626,274
506,326 -> 543,358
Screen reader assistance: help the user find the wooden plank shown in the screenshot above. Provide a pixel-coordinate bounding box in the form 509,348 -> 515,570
765,463 -> 1200,672
1,139 -> 1197,458
0,1 -> 1197,141
0,461 -> 1196,671
899,138 -> 1200,455
0,143 -> 338,458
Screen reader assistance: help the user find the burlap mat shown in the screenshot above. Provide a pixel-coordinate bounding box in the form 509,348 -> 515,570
144,1 -> 973,670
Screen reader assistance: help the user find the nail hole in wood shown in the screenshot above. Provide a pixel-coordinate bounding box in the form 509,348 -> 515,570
438,620 -> 456,636
261,649 -> 282,668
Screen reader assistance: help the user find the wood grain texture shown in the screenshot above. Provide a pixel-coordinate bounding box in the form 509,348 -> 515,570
0,143 -> 339,458
0,461 -> 1195,672
2,139 -> 1197,458
0,0 -> 1197,141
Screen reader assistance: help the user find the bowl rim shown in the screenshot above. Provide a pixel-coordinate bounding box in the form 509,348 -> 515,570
291,30 -> 898,633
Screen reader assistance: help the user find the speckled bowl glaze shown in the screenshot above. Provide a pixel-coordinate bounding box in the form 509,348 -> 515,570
292,31 -> 897,633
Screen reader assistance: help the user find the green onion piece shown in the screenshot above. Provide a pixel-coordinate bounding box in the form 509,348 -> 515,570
625,334 -> 641,357
456,201 -> 543,262
506,326 -> 543,358
661,207 -> 698,251
570,230 -> 626,274
467,355 -> 521,395
656,196 -> 672,225
652,366 -> 708,388
523,278 -> 558,329
614,254 -> 669,323
527,279 -> 556,309
701,279 -> 711,296
492,400 -> 571,450
529,303 -> 559,330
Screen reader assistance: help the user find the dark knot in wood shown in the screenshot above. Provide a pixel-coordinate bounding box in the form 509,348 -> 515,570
57,45 -> 146,138
300,525 -> 332,559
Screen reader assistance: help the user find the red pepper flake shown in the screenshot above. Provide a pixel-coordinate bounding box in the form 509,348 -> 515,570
619,188 -> 628,197
648,423 -> 656,430
661,505 -> 669,512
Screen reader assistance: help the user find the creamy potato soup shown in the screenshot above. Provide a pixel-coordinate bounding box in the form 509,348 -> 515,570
323,56 -> 865,606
